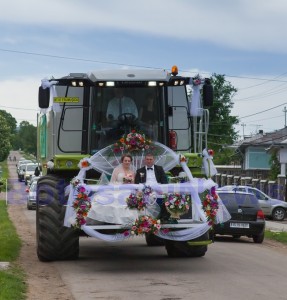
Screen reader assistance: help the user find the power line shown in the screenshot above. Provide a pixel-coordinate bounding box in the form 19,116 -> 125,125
240,103 -> 287,119
0,48 -> 164,70
0,105 -> 37,111
2,47 -> 287,83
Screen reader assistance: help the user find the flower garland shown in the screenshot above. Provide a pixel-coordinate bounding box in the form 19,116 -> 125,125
72,182 -> 91,228
164,193 -> 191,215
130,215 -> 161,236
202,187 -> 219,228
113,129 -> 152,153
126,185 -> 156,211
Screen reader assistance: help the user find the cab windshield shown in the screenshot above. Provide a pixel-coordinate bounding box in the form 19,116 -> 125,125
90,87 -> 165,153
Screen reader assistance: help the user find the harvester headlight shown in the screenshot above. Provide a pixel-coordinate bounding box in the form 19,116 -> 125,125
72,81 -> 77,87
98,82 -> 104,87
174,80 -> 179,86
148,81 -> 157,86
66,161 -> 73,168
180,80 -> 185,85
78,81 -> 84,87
159,82 -> 165,86
106,81 -> 115,87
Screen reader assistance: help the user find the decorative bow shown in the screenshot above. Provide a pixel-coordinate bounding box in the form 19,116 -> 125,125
202,149 -> 217,178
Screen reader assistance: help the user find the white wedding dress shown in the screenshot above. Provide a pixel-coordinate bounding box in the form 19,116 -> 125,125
87,165 -> 139,225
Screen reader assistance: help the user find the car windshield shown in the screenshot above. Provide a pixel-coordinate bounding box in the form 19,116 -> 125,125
27,165 -> 37,171
30,182 -> 37,192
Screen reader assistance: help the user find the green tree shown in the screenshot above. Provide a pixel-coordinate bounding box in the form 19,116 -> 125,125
269,150 -> 280,180
0,114 -> 12,161
207,74 -> 239,164
0,110 -> 17,134
16,121 -> 37,155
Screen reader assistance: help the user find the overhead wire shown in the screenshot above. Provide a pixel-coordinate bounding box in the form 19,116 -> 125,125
2,47 -> 287,129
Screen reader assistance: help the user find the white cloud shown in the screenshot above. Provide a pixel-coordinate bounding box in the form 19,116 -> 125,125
0,78 -> 39,125
1,0 -> 287,53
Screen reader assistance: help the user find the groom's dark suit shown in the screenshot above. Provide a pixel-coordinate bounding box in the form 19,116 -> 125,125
134,165 -> 167,184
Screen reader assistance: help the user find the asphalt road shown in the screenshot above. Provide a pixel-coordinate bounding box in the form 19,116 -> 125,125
6,151 -> 287,300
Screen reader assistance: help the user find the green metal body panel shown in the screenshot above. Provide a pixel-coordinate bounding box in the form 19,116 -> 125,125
53,154 -> 90,171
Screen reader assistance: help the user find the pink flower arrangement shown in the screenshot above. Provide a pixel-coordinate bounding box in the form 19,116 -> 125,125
164,193 -> 191,215
126,185 -> 156,210
113,130 -> 151,153
130,215 -> 161,236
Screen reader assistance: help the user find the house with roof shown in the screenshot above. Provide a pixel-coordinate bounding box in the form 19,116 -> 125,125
235,127 -> 287,178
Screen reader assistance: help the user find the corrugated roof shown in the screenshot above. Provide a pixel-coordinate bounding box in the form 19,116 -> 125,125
237,127 -> 287,148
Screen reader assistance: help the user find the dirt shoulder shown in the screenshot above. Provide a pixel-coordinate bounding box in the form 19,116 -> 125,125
6,151 -> 74,300
8,204 -> 74,300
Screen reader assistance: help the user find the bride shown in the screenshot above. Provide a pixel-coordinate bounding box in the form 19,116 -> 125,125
110,154 -> 135,184
87,154 -> 139,225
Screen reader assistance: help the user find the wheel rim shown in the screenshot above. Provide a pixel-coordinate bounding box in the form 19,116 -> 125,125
274,209 -> 285,220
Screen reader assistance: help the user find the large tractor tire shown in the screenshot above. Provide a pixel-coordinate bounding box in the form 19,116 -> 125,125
164,231 -> 209,258
145,233 -> 165,246
36,175 -> 79,261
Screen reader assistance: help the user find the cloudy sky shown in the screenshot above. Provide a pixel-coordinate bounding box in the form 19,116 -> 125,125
1,0 -> 287,138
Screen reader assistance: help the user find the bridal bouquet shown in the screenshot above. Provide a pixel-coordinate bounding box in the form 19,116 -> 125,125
123,174 -> 134,184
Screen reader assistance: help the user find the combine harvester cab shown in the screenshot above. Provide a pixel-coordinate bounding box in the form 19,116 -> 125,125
36,66 -> 230,261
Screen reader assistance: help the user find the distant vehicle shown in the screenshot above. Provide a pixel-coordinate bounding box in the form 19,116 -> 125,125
17,159 -> 32,174
18,161 -> 33,182
26,181 -> 38,210
217,185 -> 287,221
214,191 -> 265,243
24,163 -> 39,185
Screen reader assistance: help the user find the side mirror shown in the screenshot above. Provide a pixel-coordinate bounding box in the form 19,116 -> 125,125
202,78 -> 213,107
38,86 -> 50,109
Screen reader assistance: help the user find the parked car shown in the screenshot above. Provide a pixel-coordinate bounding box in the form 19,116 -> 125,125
26,181 -> 38,210
18,162 -> 33,182
17,159 -> 32,175
29,175 -> 41,187
217,185 -> 287,221
214,191 -> 265,243
24,163 -> 40,185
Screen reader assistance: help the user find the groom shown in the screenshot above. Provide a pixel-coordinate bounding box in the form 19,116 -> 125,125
134,153 -> 167,184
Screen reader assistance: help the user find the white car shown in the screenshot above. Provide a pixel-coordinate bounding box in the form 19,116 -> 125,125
24,163 -> 39,185
217,185 -> 287,221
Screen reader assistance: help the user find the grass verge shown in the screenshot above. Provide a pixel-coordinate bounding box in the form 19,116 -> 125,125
0,200 -> 26,300
0,160 -> 8,191
265,229 -> 287,244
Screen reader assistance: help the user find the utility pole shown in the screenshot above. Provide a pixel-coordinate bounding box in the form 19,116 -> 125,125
241,123 -> 246,139
283,106 -> 287,127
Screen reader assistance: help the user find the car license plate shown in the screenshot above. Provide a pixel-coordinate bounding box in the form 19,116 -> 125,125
230,222 -> 250,228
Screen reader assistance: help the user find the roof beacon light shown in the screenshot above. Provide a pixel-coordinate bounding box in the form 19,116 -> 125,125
171,65 -> 178,76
